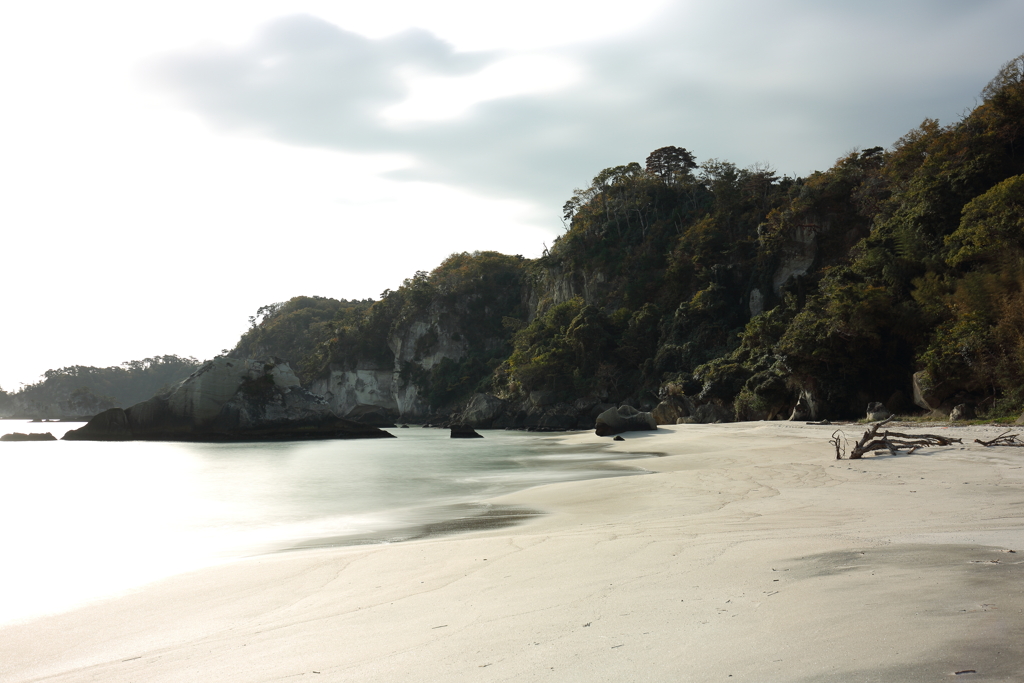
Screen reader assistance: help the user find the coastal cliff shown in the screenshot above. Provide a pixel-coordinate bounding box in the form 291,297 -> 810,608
215,56 -> 1024,425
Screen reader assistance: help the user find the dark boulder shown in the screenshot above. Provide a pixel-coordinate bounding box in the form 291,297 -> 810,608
344,404 -> 397,427
693,403 -> 733,424
595,405 -> 657,436
450,424 -> 483,438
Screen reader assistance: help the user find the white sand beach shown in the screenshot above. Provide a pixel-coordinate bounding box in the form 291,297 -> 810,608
3,422 -> 1023,682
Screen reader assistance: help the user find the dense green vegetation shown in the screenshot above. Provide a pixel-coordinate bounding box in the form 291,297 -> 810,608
231,296 -> 375,378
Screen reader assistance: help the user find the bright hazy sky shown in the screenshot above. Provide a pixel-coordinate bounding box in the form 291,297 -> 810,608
1,0 -> 1022,391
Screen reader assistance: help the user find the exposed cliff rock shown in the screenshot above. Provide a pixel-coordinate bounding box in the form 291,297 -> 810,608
528,265 -> 609,315
309,313 -> 468,420
456,393 -> 508,428
651,396 -> 694,424
771,223 -> 819,295
63,357 -> 391,442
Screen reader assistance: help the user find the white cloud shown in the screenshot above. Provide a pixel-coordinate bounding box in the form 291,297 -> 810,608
383,54 -> 582,123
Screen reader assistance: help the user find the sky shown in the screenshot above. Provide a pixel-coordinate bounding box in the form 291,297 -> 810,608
1,0 -> 1022,391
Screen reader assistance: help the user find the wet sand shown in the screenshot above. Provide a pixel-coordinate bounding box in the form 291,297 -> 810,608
3,422 -> 1023,682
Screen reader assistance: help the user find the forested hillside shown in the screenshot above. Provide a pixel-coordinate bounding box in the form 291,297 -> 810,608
0,355 -> 201,419
10,57 -> 1017,425
235,54 -> 1024,425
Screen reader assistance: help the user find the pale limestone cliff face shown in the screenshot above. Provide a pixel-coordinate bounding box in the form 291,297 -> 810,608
311,309 -> 472,419
311,368 -> 404,418
528,266 -> 608,318
389,320 -> 468,371
772,223 -> 819,294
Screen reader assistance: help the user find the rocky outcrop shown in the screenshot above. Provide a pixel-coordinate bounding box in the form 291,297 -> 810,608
772,223 -> 819,295
651,396 -> 693,425
529,265 -> 609,312
450,424 -> 483,438
912,370 -> 954,413
1,432 -> 57,441
692,403 -> 733,424
594,405 -> 657,436
63,357 -> 391,442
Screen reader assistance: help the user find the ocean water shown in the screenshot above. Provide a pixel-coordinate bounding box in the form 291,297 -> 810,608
0,420 -> 648,625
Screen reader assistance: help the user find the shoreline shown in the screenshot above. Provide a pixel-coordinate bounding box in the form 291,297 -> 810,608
3,422 -> 1023,682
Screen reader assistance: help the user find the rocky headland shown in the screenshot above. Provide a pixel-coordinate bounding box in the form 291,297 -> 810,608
63,357 -> 392,442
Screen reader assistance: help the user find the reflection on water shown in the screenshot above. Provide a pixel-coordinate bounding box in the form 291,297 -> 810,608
0,422 -> 648,624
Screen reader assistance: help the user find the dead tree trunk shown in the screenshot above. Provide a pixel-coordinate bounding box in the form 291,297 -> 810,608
833,417 -> 962,459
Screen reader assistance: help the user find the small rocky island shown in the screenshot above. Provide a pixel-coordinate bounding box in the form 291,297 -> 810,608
63,357 -> 393,442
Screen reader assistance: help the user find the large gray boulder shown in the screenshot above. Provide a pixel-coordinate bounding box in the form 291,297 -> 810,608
63,357 -> 392,442
912,370 -> 954,412
651,396 -> 694,425
693,403 -> 733,424
595,405 -> 657,436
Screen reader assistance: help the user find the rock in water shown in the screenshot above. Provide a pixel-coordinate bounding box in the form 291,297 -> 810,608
450,424 -> 484,438
1,432 -> 57,441
595,405 -> 657,436
63,357 -> 393,442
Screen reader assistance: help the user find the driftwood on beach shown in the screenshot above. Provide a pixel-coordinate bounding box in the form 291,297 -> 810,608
975,431 -> 1024,447
831,417 -> 963,459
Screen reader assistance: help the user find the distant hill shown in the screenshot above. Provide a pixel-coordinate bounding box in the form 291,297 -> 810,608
0,355 -> 201,420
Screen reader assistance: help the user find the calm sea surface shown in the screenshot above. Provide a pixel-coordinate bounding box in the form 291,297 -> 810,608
0,420 -> 648,625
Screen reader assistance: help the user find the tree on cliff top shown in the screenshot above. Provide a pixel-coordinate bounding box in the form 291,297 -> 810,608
981,52 -> 1024,101
645,146 -> 697,179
